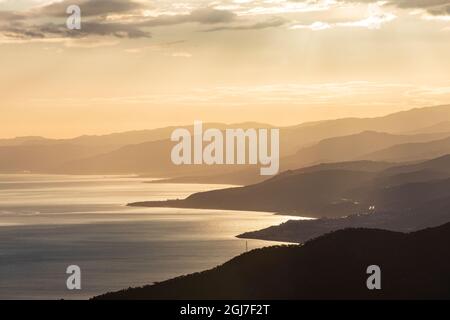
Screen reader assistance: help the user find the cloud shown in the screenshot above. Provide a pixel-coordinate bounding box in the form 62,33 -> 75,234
189,7 -> 236,24
337,11 -> 397,29
36,0 -> 147,17
1,0 -> 448,43
289,21 -> 332,31
427,4 -> 450,16
170,51 -> 192,58
0,21 -> 151,40
0,5 -> 237,41
339,0 -> 450,16
0,10 -> 26,20
0,23 -> 47,39
0,0 -> 153,40
64,37 -> 120,48
122,41 -> 187,55
232,0 -> 337,16
80,21 -> 151,38
203,17 -> 287,32
289,4 -> 397,31
140,8 -> 236,27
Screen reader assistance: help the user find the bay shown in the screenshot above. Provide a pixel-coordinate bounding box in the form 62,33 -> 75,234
0,174 -> 305,299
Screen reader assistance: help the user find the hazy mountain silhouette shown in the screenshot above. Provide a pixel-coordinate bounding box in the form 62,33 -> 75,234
371,169 -> 446,187
1,105 -> 450,179
0,136 -> 50,147
95,222 -> 450,300
0,144 -> 115,173
145,166 -> 265,185
382,154 -> 450,175
360,136 -> 450,162
408,121 -> 450,135
282,131 -> 450,169
178,131 -> 447,185
142,114 -> 450,184
86,117 -> 450,182
240,177 -> 450,243
0,123 -> 271,176
155,130 -> 450,185
130,155 -> 450,220
236,155 -> 450,243
279,104 -> 450,149
148,160 -> 394,186
56,138 -> 260,177
0,123 -> 271,147
130,169 -> 379,217
287,160 -> 395,174
61,122 -> 273,147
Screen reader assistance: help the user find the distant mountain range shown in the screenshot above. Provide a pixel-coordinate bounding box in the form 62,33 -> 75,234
1,105 -> 450,182
361,135 -> 450,162
0,144 -> 116,173
407,121 -> 450,134
0,123 -> 273,148
94,222 -> 450,300
283,130 -> 450,169
155,129 -> 450,185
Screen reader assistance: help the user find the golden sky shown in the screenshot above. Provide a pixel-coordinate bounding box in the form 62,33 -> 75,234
1,0 -> 450,138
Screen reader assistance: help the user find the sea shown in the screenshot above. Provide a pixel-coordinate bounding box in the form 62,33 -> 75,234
0,174 -> 304,299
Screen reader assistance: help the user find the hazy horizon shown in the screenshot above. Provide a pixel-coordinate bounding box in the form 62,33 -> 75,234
1,103 -> 449,140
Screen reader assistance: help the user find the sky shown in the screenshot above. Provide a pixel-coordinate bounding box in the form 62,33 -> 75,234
0,0 -> 449,138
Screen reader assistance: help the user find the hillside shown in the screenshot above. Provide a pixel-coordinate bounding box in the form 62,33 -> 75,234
239,192 -> 450,243
282,131 -> 450,169
148,160 -> 396,186
130,169 -> 378,218
0,136 -> 50,147
237,156 -> 450,243
95,222 -> 450,300
130,156 -> 450,216
280,104 -> 450,149
408,121 -> 450,135
0,123 -> 272,148
382,154 -> 450,175
361,136 -> 450,162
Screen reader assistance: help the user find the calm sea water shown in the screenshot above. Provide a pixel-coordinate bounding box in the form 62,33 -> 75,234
0,174 -> 303,299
